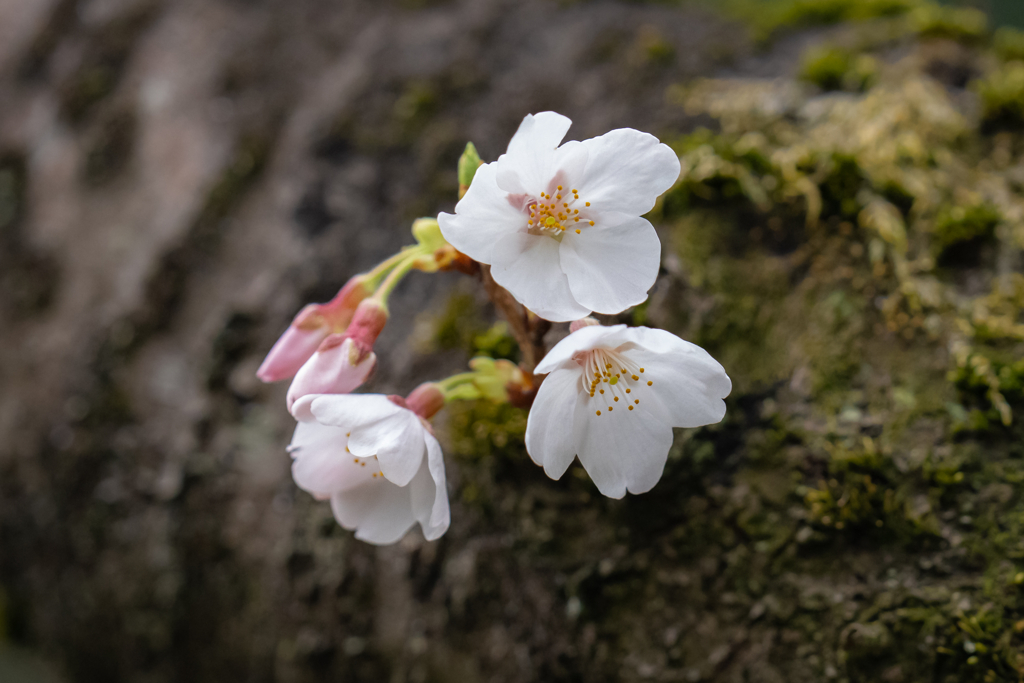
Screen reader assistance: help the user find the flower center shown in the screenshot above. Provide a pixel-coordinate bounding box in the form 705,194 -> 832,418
527,185 -> 594,236
576,347 -> 652,417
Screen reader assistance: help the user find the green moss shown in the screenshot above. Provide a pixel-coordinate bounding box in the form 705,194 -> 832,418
994,27 -> 1024,62
444,400 -> 527,462
933,203 -> 1001,254
909,5 -> 989,43
799,46 -> 879,92
975,61 -> 1024,130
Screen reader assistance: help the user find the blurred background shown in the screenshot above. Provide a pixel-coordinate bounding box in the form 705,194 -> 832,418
3,0 -> 1024,681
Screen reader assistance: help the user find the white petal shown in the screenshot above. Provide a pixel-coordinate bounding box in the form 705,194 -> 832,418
351,414 -> 425,487
308,394 -> 426,486
330,483 -> 416,546
308,394 -> 404,428
409,434 -> 450,540
290,422 -> 375,495
560,215 -> 661,315
534,324 -> 627,374
489,231 -> 592,322
571,389 -> 674,498
624,328 -> 732,428
525,367 -> 582,479
501,112 -> 573,191
576,128 -> 681,216
439,161 -> 524,264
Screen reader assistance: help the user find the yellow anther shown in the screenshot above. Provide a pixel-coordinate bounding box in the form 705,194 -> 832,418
596,410 -> 601,416
614,397 -> 619,402
632,374 -> 639,380
640,368 -> 644,373
572,189 -> 577,193
585,201 -> 590,206
626,388 -> 631,394
589,220 -> 595,226
634,399 -> 639,404
557,185 -> 563,190
608,406 -> 613,411
628,405 -> 634,411
599,389 -> 605,394
647,381 -> 653,386
576,229 -> 581,234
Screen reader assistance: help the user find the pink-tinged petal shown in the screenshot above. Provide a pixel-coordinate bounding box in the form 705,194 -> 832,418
571,389 -> 674,498
500,112 -> 573,191
489,231 -> 592,322
330,482 -> 417,546
576,128 -> 681,216
439,161 -> 524,264
257,325 -> 330,382
290,422 -> 377,495
534,324 -> 627,374
409,434 -> 450,540
621,328 -> 731,428
525,367 -> 582,479
497,139 -> 589,198
285,337 -> 376,414
560,215 -> 661,315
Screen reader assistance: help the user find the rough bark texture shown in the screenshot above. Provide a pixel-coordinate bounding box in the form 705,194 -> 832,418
2,1 -> 1024,682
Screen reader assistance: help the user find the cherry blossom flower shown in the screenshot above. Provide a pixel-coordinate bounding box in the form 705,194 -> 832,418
285,299 -> 388,415
525,322 -> 731,498
257,275 -> 372,382
438,112 -> 681,322
289,387 -> 449,545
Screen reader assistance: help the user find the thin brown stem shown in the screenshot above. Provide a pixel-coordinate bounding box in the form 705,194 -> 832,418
479,265 -> 550,406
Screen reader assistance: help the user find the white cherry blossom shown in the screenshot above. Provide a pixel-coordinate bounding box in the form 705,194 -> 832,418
438,112 -> 681,322
525,323 -> 731,498
289,393 -> 449,544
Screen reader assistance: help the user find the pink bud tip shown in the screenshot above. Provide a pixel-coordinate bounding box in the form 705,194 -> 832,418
406,383 -> 445,420
569,317 -> 601,333
257,323 -> 330,382
346,299 -> 389,348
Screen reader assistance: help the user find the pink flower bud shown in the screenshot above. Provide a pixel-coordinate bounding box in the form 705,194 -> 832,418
257,276 -> 374,383
569,317 -> 600,334
256,306 -> 331,382
286,335 -> 377,415
405,383 -> 445,420
345,299 -> 389,349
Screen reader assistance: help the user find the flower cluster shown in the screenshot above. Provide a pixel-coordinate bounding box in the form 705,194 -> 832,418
259,112 -> 731,545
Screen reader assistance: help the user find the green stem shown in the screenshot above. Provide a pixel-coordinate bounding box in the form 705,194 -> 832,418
372,253 -> 421,309
437,372 -> 478,390
365,247 -> 423,288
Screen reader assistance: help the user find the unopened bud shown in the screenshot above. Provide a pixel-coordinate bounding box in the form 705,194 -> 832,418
257,275 -> 375,383
458,142 -> 483,198
569,317 -> 601,333
406,382 -> 446,420
412,217 -> 447,251
345,299 -> 389,347
468,357 -> 523,403
286,336 -> 377,416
